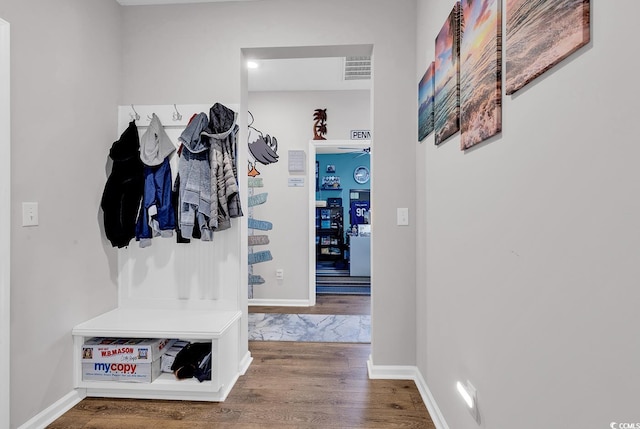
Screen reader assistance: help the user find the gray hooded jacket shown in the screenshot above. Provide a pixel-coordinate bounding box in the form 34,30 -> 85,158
202,103 -> 243,231
177,112 -> 213,241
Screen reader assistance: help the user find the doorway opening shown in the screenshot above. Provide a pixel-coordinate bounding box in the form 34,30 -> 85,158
313,143 -> 371,297
243,45 -> 373,342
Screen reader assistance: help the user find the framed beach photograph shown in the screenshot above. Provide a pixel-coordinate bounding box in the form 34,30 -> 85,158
434,2 -> 461,146
505,0 -> 590,95
418,62 -> 435,142
460,0 -> 502,149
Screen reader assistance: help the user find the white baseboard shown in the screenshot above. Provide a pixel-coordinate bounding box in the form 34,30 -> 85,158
412,366 -> 450,429
17,352 -> 252,428
367,356 -> 449,429
18,389 -> 86,429
238,351 -> 253,375
248,298 -> 311,307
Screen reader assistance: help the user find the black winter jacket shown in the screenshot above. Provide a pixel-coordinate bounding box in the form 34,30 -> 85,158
101,121 -> 144,248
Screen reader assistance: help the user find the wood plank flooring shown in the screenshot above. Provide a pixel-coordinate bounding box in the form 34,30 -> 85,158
48,341 -> 434,429
250,294 -> 370,316
49,296 -> 431,428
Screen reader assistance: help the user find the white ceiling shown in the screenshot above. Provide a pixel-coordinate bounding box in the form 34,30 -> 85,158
248,57 -> 370,92
116,0 -> 258,5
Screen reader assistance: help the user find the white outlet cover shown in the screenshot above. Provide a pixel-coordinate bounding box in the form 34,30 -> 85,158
397,207 -> 409,226
22,202 -> 38,227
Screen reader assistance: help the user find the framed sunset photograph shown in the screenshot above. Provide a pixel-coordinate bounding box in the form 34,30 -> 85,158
418,62 -> 435,142
434,2 -> 461,146
505,0 -> 590,95
460,0 -> 502,149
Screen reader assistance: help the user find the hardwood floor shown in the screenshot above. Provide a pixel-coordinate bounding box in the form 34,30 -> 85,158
48,341 -> 434,429
49,296 -> 430,428
249,294 -> 370,316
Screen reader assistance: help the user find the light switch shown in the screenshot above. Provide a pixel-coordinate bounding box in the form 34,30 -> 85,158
22,202 -> 39,226
397,207 -> 409,226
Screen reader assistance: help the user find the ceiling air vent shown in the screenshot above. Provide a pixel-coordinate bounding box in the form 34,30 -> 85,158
344,56 -> 371,81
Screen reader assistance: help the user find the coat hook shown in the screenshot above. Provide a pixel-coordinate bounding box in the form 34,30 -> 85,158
172,104 -> 183,121
130,105 -> 140,121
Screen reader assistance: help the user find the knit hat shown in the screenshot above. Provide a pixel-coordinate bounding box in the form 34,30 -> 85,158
140,113 -> 176,166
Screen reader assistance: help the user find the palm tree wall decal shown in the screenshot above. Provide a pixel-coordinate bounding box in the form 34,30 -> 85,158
313,108 -> 327,140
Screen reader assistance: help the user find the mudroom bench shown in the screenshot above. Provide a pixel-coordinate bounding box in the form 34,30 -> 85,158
72,307 -> 242,402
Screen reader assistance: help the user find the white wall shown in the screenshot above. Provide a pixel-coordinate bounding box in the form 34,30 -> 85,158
121,0 -> 418,365
416,1 -> 640,428
0,0 -> 122,427
248,90 -> 370,301
1,16 -> 11,429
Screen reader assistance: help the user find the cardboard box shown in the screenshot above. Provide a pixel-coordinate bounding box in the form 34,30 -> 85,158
82,358 -> 161,383
81,337 -> 175,363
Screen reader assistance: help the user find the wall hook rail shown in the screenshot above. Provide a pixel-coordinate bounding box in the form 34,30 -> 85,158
130,105 -> 140,121
172,104 -> 183,121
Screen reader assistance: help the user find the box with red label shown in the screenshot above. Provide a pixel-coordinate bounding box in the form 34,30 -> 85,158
81,337 -> 175,363
82,358 -> 161,383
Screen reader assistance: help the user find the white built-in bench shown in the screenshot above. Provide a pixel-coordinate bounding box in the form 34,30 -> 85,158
72,307 -> 243,401
74,104 -> 250,402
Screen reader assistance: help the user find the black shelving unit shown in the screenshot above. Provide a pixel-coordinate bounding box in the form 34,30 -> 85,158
316,206 -> 344,261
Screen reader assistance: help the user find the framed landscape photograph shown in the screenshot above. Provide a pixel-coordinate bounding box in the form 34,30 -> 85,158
505,0 -> 590,95
418,62 -> 435,142
434,2 -> 461,146
460,0 -> 502,149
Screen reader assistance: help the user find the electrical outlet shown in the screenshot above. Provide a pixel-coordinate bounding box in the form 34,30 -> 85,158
22,202 -> 39,227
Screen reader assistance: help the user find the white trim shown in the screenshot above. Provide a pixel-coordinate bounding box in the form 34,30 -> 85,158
16,390 -> 86,429
307,141 -> 317,307
0,17 -> 10,429
367,357 -> 450,429
366,358 -> 417,380
238,351 -> 253,375
248,298 -> 312,307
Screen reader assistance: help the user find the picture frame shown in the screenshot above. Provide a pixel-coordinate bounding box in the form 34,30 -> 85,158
418,62 -> 435,142
460,0 -> 502,149
434,2 -> 461,145
505,0 -> 591,95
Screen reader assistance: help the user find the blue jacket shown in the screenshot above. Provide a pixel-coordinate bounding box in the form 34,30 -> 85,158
136,157 -> 175,247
